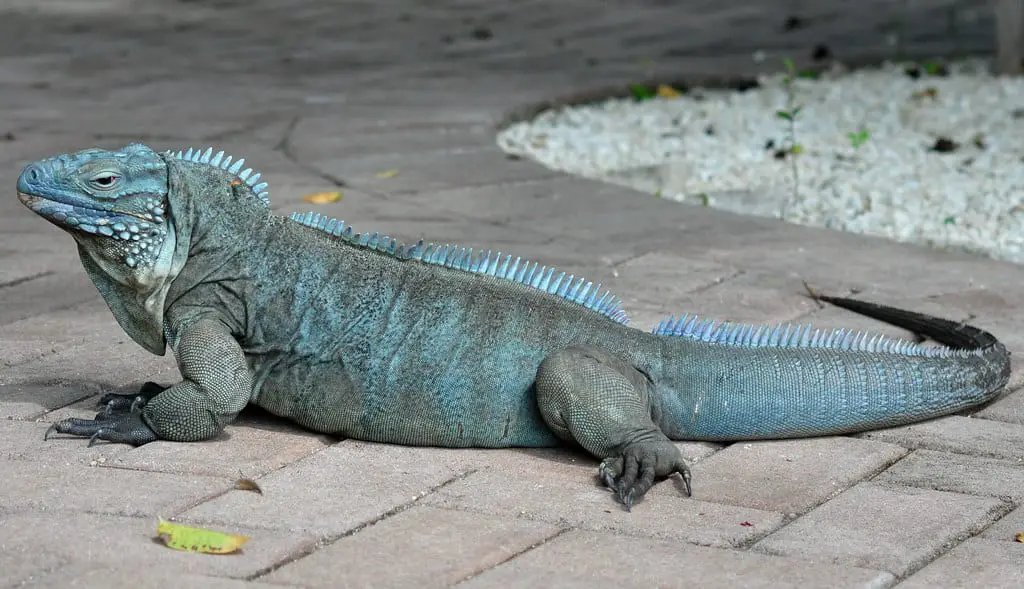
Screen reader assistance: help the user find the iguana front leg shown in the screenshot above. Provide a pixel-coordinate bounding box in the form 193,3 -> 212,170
536,347 -> 691,510
46,319 -> 253,446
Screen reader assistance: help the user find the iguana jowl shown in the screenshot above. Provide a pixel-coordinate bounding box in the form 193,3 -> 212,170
16,144 -> 1011,508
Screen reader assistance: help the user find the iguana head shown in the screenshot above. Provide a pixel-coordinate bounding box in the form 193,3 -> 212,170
17,143 -> 270,354
17,143 -> 173,277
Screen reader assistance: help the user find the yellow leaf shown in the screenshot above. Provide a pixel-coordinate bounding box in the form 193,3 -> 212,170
1016,532 -> 1024,543
375,169 -> 400,179
302,191 -> 343,204
156,517 -> 250,554
234,478 -> 263,495
656,84 -> 682,99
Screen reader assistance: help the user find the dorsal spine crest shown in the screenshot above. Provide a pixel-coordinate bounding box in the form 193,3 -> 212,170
653,313 -> 978,358
166,146 -> 271,206
289,211 -> 629,324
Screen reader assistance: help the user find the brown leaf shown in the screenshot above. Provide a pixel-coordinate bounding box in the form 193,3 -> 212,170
234,478 -> 263,495
302,191 -> 343,204
656,84 -> 682,99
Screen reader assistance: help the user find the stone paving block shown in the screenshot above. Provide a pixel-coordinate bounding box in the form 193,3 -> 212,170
0,546 -> 69,589
107,408 -> 333,478
19,564 -> 292,589
860,416 -> 1024,462
0,381 -> 102,421
609,250 -> 741,309
753,482 -> 1011,577
289,116 -> 496,160
61,78 -> 300,141
980,505 -> 1024,541
297,146 -> 559,195
656,437 -> 907,515
0,269 -> 99,326
0,458 -> 230,517
0,348 -> 178,419
0,419 -> 132,465
0,511 -> 315,585
0,298 -> 128,368
977,387 -> 1024,425
181,441 -> 475,537
263,505 -> 561,589
421,447 -> 785,548
875,449 -> 1024,502
403,176 -> 659,226
458,530 -> 895,589
696,224 -> 1024,300
895,537 -> 1024,589
639,269 -> 822,325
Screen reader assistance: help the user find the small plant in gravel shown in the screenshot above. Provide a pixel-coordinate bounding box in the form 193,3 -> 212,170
847,127 -> 871,149
775,57 -> 804,218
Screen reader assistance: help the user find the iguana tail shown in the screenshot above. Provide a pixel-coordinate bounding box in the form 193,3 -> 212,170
653,295 -> 1011,441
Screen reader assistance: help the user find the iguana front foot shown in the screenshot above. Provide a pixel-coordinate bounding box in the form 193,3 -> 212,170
45,413 -> 158,446
45,382 -> 162,446
97,381 -> 168,415
598,442 -> 692,510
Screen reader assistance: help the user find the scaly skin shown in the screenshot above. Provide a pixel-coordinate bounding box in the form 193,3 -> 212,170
16,144 -> 1011,509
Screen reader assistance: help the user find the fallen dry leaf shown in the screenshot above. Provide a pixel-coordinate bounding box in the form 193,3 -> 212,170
1016,532 -> 1023,543
234,478 -> 263,495
656,84 -> 682,99
375,169 -> 400,179
156,517 -> 250,554
302,190 -> 343,204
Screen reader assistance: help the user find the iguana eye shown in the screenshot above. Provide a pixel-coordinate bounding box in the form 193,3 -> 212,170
90,173 -> 120,188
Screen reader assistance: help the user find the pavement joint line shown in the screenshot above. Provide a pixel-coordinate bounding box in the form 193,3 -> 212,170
450,526 -> 572,587
852,428 -> 1022,462
245,466 -> 480,581
682,269 -> 748,296
749,483 -> 1016,581
385,172 -> 566,196
0,270 -> 54,289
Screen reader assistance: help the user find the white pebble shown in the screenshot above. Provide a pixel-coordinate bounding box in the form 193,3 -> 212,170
497,59 -> 1024,263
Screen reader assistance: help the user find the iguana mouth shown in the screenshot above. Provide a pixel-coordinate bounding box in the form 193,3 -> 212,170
18,191 -> 155,237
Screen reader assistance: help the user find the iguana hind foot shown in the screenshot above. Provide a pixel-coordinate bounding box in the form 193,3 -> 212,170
536,346 -> 691,509
598,442 -> 691,510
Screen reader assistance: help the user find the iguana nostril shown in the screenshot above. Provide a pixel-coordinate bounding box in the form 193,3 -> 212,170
17,164 -> 43,192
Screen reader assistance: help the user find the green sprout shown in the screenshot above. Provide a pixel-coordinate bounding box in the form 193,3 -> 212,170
847,127 -> 870,149
628,84 -> 656,101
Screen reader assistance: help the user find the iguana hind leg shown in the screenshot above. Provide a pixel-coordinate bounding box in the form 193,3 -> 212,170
536,346 -> 691,510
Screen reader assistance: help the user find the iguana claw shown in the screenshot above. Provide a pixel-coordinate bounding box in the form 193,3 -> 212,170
598,442 -> 692,511
45,413 -> 158,446
44,383 -> 165,446
97,381 -> 168,415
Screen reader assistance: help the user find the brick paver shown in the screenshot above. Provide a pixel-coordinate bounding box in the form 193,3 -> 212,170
2,0 -> 1022,587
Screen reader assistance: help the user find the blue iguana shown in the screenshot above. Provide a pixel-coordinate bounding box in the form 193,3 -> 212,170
16,144 -> 1010,508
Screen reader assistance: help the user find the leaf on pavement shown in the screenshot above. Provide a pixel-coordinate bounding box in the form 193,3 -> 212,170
156,517 -> 250,554
234,478 -> 263,495
375,168 -> 400,179
1016,532 -> 1023,543
656,84 -> 682,98
302,190 -> 343,204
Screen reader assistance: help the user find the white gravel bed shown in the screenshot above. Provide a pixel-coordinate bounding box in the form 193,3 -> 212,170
497,59 -> 1024,263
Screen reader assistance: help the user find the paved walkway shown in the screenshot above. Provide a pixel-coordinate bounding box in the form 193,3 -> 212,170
1,1 -> 1021,587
